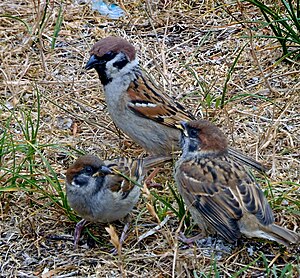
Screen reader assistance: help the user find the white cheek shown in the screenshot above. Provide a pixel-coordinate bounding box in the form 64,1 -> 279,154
106,55 -> 138,78
181,137 -> 191,156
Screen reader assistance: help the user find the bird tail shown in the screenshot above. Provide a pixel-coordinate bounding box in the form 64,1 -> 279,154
263,224 -> 300,247
143,155 -> 173,170
227,147 -> 268,173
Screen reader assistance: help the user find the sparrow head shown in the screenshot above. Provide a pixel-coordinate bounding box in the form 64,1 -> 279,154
179,120 -> 228,155
85,36 -> 137,85
66,155 -> 112,188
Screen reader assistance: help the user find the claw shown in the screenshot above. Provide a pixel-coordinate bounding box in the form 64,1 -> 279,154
74,219 -> 87,248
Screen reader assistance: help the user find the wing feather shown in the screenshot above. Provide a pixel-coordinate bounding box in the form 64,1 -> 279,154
105,158 -> 144,198
176,156 -> 274,242
236,173 -> 274,225
176,158 -> 243,242
127,75 -> 193,127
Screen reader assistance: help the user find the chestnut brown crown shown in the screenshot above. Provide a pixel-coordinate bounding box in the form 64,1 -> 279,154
183,120 -> 228,152
65,155 -> 104,185
89,36 -> 136,61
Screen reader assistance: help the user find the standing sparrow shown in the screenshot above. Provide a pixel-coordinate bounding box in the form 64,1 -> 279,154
66,154 -> 167,247
85,36 -> 267,172
174,120 -> 300,246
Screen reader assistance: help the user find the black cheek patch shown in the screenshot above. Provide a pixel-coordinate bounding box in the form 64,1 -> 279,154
112,53 -> 129,70
113,58 -> 129,70
74,175 -> 90,187
188,138 -> 199,152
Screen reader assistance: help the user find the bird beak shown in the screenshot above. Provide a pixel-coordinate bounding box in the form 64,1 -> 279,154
85,54 -> 102,70
98,165 -> 113,175
176,121 -> 188,137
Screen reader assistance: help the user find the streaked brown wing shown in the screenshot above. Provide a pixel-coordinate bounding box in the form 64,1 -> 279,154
105,158 -> 144,197
177,156 -> 274,241
176,157 -> 244,242
236,169 -> 274,225
127,75 -> 193,127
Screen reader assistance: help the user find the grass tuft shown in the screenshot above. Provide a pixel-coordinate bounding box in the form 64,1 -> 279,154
244,0 -> 300,61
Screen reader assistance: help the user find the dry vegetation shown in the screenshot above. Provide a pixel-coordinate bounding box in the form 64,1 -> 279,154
0,0 -> 299,277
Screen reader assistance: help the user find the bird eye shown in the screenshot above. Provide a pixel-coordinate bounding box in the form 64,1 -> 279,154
189,128 -> 198,138
85,166 -> 93,174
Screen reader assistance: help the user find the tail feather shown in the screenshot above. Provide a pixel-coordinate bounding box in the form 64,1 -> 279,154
228,147 -> 268,173
263,224 -> 300,247
143,155 -> 173,170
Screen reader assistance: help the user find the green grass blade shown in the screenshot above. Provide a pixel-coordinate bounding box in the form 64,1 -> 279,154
283,0 -> 300,31
51,2 -> 64,49
0,15 -> 32,34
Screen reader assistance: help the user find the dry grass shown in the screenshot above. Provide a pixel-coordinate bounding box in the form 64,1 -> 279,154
0,0 -> 299,277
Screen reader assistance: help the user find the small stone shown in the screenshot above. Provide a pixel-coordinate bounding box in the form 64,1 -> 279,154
56,116 -> 73,130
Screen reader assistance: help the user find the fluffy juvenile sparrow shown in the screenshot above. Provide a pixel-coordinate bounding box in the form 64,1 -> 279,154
174,120 -> 300,246
85,36 -> 267,173
66,154 -> 167,247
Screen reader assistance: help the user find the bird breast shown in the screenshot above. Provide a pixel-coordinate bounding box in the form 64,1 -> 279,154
104,83 -> 181,154
73,184 -> 140,223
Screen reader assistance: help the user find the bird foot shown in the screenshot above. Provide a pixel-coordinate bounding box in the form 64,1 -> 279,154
73,219 -> 87,248
145,167 -> 163,188
145,180 -> 163,189
178,232 -> 205,246
179,233 -> 233,259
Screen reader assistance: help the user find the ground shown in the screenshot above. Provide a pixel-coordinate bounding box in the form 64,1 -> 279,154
0,0 -> 299,277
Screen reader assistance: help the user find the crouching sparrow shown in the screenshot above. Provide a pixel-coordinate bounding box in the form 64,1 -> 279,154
66,154 -> 167,248
174,120 -> 300,246
85,36 -> 267,173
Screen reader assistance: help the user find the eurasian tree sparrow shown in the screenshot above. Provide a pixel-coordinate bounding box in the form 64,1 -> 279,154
66,154 -> 168,247
85,36 -> 267,173
174,120 -> 299,246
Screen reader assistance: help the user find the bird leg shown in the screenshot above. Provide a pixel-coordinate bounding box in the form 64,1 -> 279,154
73,219 -> 87,248
143,155 -> 173,188
178,231 -> 206,246
111,216 -> 131,255
145,167 -> 162,188
119,221 -> 130,247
